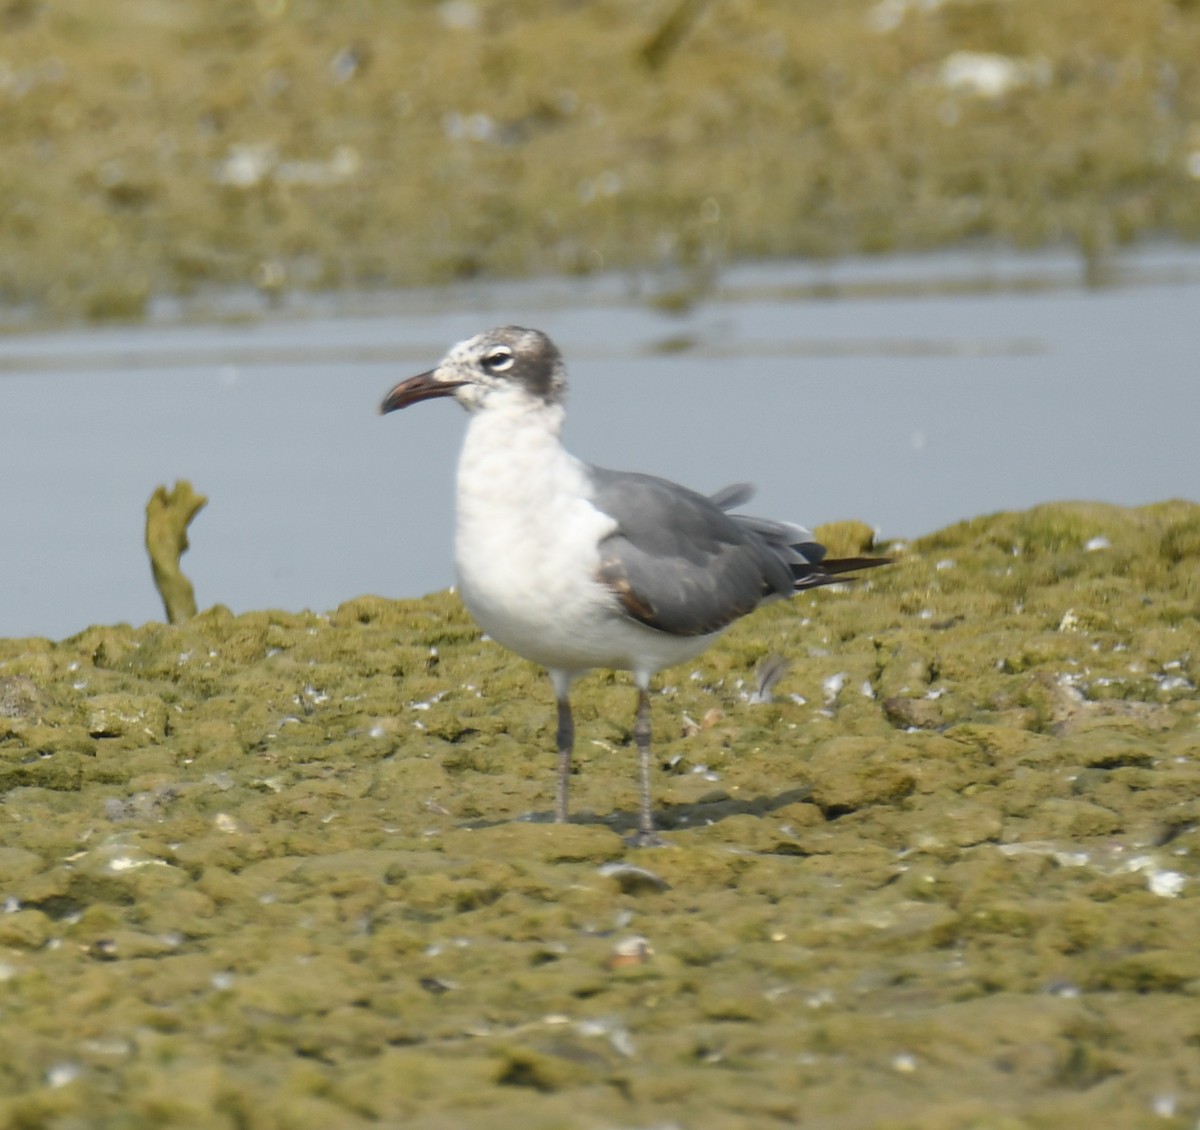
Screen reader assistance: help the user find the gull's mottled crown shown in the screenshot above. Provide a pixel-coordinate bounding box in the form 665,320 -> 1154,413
452,325 -> 567,405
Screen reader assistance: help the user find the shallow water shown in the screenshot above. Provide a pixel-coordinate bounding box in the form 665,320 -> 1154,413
3,244 -> 1199,640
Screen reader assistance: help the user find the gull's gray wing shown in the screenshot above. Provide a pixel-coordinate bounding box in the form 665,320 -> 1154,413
591,469 -> 891,636
590,469 -> 801,637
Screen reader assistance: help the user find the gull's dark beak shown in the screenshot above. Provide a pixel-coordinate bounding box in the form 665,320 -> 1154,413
379,370 -> 465,414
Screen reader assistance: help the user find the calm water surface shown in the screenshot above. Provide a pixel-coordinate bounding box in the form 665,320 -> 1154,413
3,246 -> 1198,640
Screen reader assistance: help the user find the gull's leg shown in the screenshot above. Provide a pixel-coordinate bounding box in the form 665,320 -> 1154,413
631,678 -> 664,846
549,670 -> 574,823
555,694 -> 574,823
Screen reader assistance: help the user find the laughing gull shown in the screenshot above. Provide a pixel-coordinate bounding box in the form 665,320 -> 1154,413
381,326 -> 890,844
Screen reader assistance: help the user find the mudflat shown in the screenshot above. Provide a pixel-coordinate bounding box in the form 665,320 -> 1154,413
2,0 -> 1199,323
0,500 -> 1197,1126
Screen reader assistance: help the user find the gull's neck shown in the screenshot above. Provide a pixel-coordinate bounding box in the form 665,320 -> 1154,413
456,392 -> 577,510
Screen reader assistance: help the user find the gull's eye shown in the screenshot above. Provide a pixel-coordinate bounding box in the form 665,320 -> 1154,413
481,346 -> 514,373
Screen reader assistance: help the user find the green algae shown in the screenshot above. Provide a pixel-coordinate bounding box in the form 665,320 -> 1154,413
3,1 -> 1200,325
0,500 -> 1198,1126
145,481 -> 208,626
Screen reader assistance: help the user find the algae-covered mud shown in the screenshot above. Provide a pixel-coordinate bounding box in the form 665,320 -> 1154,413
1,500 -> 1199,1127
3,0 -> 1200,323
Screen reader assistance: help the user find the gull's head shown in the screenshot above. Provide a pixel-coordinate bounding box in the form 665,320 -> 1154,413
380,326 -> 566,416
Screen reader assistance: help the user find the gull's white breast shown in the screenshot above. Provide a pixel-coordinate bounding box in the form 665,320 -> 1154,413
453,399 -> 717,675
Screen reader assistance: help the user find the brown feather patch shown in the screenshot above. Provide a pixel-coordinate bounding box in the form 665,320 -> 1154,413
596,559 -> 659,625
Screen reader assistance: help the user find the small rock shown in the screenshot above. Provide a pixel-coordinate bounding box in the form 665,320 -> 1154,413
0,676 -> 46,723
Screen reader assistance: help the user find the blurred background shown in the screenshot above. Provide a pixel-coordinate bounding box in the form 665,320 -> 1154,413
2,0 -> 1199,637
3,0 -> 1200,317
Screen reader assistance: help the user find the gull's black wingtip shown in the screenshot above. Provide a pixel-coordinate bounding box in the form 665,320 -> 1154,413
819,555 -> 894,575
792,554 -> 893,591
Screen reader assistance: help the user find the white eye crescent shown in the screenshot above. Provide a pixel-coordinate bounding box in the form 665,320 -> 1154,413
482,347 -> 514,372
